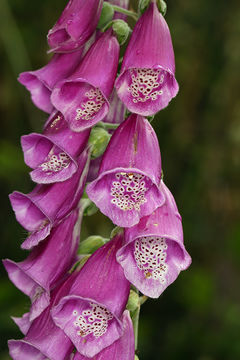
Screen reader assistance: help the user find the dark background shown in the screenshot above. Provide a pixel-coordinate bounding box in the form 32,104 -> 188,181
0,0 -> 240,359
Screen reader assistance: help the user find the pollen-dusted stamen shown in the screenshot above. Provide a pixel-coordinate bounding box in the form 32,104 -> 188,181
128,68 -> 165,103
75,88 -> 105,121
134,236 -> 168,282
40,152 -> 70,173
110,172 -> 148,211
72,303 -> 113,338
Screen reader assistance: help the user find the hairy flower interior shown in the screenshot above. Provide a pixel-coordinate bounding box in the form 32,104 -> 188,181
75,88 -> 105,121
40,150 -> 71,174
134,236 -> 168,282
73,303 -> 113,338
128,68 -> 165,103
110,172 -> 149,211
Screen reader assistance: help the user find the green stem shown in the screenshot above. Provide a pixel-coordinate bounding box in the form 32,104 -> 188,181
97,121 -> 120,130
132,305 -> 140,350
112,5 -> 138,21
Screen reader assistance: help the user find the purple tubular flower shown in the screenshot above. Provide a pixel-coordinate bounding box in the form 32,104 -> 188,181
51,30 -> 120,132
73,310 -> 134,360
115,2 -> 179,116
86,114 -> 165,227
47,0 -> 103,53
87,156 -> 103,183
51,233 -> 131,358
3,204 -> 83,321
116,181 -> 192,298
18,50 -> 84,113
8,274 -> 77,360
21,111 -> 90,184
9,148 -> 90,250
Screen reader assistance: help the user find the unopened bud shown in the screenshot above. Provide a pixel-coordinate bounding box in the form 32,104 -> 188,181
97,2 -> 114,29
127,290 -> 140,312
112,20 -> 131,45
138,0 -> 151,15
81,198 -> 98,216
78,235 -> 108,255
89,127 -> 111,158
156,0 -> 167,16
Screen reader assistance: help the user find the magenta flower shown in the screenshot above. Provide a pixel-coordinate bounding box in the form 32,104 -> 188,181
3,204 -> 83,321
8,275 -> 77,360
9,148 -> 90,250
51,30 -> 120,132
73,310 -> 134,360
51,233 -> 131,358
47,0 -> 103,53
18,50 -> 83,113
86,114 -> 165,227
115,2 -> 179,116
117,181 -> 192,298
21,111 -> 90,184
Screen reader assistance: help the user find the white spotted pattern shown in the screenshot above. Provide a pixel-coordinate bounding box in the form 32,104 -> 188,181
128,68 -> 165,103
40,152 -> 70,173
111,172 -> 148,211
134,236 -> 168,282
73,303 -> 113,338
75,88 -> 105,121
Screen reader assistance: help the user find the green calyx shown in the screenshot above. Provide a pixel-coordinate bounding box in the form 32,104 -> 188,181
156,0 -> 167,16
89,127 -> 111,159
112,19 -> 131,45
97,2 -> 114,29
78,235 -> 109,255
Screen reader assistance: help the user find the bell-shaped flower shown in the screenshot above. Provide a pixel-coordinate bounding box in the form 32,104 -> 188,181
51,30 -> 120,132
3,204 -> 83,321
47,0 -> 103,53
115,2 -> 179,116
9,148 -> 90,250
86,114 -> 164,227
117,181 -> 192,298
21,111 -> 90,184
18,50 -> 83,113
51,232 -> 131,358
73,310 -> 134,360
8,274 -> 77,360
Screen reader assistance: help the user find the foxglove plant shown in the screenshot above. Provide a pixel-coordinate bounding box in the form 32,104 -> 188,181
115,1 -> 179,116
87,113 -> 165,227
18,50 -> 84,113
51,30 -> 120,132
47,0 -> 103,52
6,1 -> 191,359
21,111 -> 90,183
73,310 -> 135,360
4,204 -> 83,321
51,233 -> 131,357
117,181 -> 192,298
9,148 -> 90,249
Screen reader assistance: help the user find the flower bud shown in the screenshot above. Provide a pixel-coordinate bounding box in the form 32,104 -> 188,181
98,2 -> 114,29
78,235 -> 108,254
89,127 -> 111,158
112,19 -> 131,45
157,0 -> 167,16
138,0 -> 150,14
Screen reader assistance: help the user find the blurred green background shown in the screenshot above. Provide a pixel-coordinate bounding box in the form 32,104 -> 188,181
0,0 -> 240,359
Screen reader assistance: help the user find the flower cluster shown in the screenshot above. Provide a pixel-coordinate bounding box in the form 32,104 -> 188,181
4,1 -> 191,359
